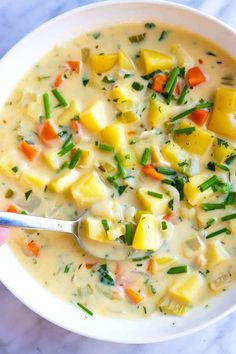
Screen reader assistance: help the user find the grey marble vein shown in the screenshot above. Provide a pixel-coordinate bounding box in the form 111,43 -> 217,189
0,0 -> 236,353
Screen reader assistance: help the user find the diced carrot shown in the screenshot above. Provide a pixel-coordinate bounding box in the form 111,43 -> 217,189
163,213 -> 173,221
71,120 -> 82,134
27,240 -> 40,257
85,263 -> 96,269
152,74 -> 168,93
39,120 -> 58,142
128,130 -> 136,136
187,66 -> 206,87
125,288 -> 144,304
54,73 -> 64,88
174,83 -> 181,97
147,258 -> 154,272
189,109 -> 209,127
67,60 -> 81,73
142,164 -> 165,181
5,204 -> 20,213
19,141 -> 40,161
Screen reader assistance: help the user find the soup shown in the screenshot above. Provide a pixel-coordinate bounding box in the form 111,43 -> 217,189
2,22 -> 236,318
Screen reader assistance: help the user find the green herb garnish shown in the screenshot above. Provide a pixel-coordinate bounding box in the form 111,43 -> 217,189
25,190 -> 32,200
202,203 -> 226,211
11,166 -> 18,173
43,92 -> 51,119
125,222 -> 133,245
69,148 -> 82,169
206,228 -> 230,239
159,30 -> 168,41
102,75 -> 116,84
174,127 -> 196,135
97,264 -> 115,286
101,219 -> 109,231
77,302 -> 93,316
132,81 -> 144,91
221,213 -> 236,221
171,102 -> 213,122
96,142 -> 114,152
140,147 -> 150,166
177,85 -> 188,105
198,175 -> 218,192
52,89 -> 68,107
145,23 -> 156,29
147,190 -> 163,199
167,265 -> 188,274
161,220 -> 168,230
129,33 -> 146,43
114,154 -> 126,178
157,167 -> 176,175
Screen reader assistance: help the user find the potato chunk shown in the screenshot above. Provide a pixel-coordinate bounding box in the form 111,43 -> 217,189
90,53 -> 118,73
71,171 -> 108,208
149,255 -> 177,273
212,138 -> 235,163
161,142 -> 189,171
112,83 -> 136,112
58,100 -> 80,125
43,149 -> 63,170
118,50 -> 135,72
84,216 -> 107,242
184,174 -> 214,206
168,274 -> 203,305
49,170 -> 79,193
206,240 -> 230,269
137,187 -> 169,215
101,123 -> 127,151
141,49 -> 174,73
20,169 -> 50,191
132,214 -> 163,250
79,100 -> 107,132
171,44 -> 194,68
207,87 -> 236,139
148,100 -> 173,127
0,153 -> 22,180
174,120 -> 213,155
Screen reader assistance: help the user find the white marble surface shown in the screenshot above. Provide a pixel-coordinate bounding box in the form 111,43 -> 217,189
1,0 -> 236,352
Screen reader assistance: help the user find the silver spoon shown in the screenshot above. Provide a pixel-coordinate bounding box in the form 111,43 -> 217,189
0,211 -> 149,261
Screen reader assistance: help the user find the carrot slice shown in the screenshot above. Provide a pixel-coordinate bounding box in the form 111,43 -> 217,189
125,288 -> 144,304
163,213 -> 173,221
189,109 -> 209,127
19,141 -> 40,161
152,74 -> 168,93
67,60 -> 81,73
142,164 -> 165,181
71,120 -> 81,134
27,240 -> 40,257
5,204 -> 20,213
39,120 -> 58,142
187,66 -> 206,87
54,73 -> 64,88
85,263 -> 97,269
147,258 -> 154,272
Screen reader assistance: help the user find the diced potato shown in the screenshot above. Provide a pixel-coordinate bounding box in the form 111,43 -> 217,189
101,123 -> 127,151
206,240 -> 230,269
149,255 -> 177,273
71,171 -> 108,208
159,220 -> 175,240
168,274 -> 203,305
79,149 -> 94,168
141,49 -> 174,74
174,120 -> 213,155
79,100 -> 107,132
58,100 -> 80,125
84,216 -> 107,242
49,170 -> 79,193
134,210 -> 151,223
148,100 -> 173,127
112,83 -> 136,112
184,174 -> 214,206
120,110 -> 140,123
212,138 -> 235,163
207,87 -> 236,139
27,97 -> 43,120
207,261 -> 233,291
91,199 -> 116,220
119,147 -> 138,168
20,169 -> 50,191
0,154 -> 21,180
118,50 -> 135,72
158,295 -> 187,316
137,187 -> 169,215
171,44 -> 194,68
107,224 -> 125,241
43,149 -> 62,170
90,53 -> 118,73
132,214 -> 163,250
161,141 -> 189,171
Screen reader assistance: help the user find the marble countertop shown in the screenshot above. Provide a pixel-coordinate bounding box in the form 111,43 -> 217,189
1,0 -> 236,353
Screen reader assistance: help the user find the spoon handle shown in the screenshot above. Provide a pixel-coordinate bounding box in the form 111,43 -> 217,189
0,212 -> 75,234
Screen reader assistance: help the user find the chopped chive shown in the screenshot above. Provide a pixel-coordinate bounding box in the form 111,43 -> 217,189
132,255 -> 152,262
225,192 -> 235,205
128,33 -> 146,43
102,75 -> 115,84
64,264 -> 71,273
164,67 -> 180,94
58,142 -> 75,157
5,189 -> 14,198
52,89 -> 68,107
96,142 -> 114,152
145,22 -> 156,29
215,163 -> 230,172
77,302 -> 93,316
132,81 -> 144,91
221,213 -> 236,221
159,30 -> 168,41
101,219 -> 109,231
61,133 -> 72,148
167,265 -> 188,274
90,32 -> 101,39
21,210 -> 28,215
11,166 -> 18,173
225,154 -> 236,165
177,85 -> 188,105
69,148 -> 82,169
206,227 -> 230,239
114,154 -> 126,178
174,127 -> 195,135
168,199 -> 174,211
147,190 -> 163,199
140,147 -> 150,166
43,92 -> 51,119
171,102 -> 213,122
161,220 -> 167,230
202,203 -> 226,211
207,161 -> 216,171
205,218 -> 216,229
58,161 -> 69,172
150,284 -> 157,294
157,167 -> 176,175
141,69 -> 161,80
118,185 -> 127,195
125,222 -> 133,245
198,175 -> 218,192
166,76 -> 177,104
107,176 -> 119,189
25,190 -> 32,200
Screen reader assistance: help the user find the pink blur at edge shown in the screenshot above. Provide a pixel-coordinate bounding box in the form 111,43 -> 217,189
0,227 -> 10,246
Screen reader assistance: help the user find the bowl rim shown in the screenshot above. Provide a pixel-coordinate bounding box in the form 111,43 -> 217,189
0,0 -> 236,343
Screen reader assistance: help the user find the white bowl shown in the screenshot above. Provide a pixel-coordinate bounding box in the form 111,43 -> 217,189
0,0 -> 236,344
